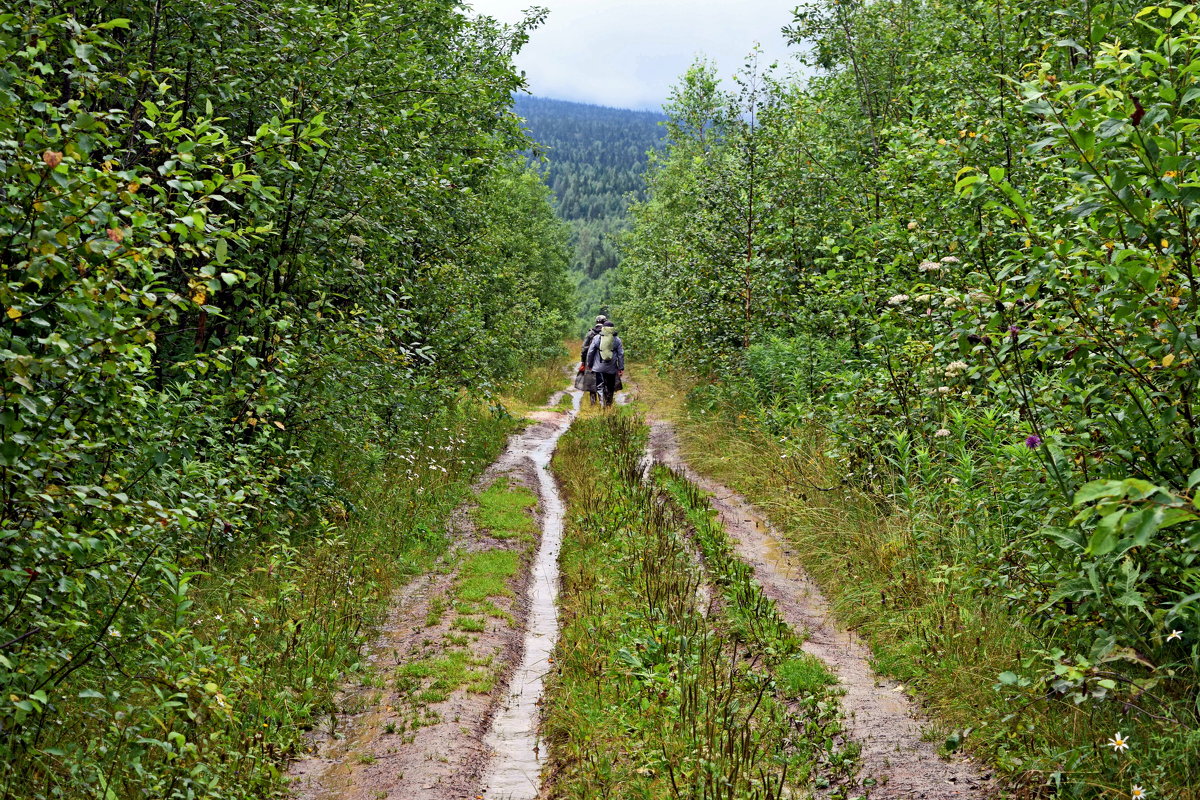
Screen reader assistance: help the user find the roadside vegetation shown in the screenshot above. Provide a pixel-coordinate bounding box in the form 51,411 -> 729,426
618,1 -> 1200,794
0,0 -> 573,795
544,412 -> 848,798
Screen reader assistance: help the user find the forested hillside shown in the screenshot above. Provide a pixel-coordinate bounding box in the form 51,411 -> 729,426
619,0 -> 1200,794
514,96 -> 664,328
0,2 -> 571,797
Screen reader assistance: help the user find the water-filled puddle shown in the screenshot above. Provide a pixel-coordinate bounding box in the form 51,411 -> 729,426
481,390 -> 581,799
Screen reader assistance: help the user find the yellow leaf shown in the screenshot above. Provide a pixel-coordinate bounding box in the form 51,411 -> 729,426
6,307 -> 20,320
1163,353 -> 1176,367
273,421 -> 285,430
192,292 -> 207,305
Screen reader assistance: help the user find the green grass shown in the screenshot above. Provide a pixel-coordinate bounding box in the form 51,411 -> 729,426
452,616 -> 486,632
498,343 -> 574,416
542,412 -> 847,798
454,549 -> 519,603
396,648 -> 493,701
466,676 -> 496,694
425,595 -> 447,627
471,478 -> 538,541
778,655 -> 837,695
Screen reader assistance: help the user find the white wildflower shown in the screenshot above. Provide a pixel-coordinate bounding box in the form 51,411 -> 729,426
888,294 -> 910,306
937,386 -> 952,395
934,428 -> 951,438
1106,732 -> 1130,753
919,260 -> 941,273
945,360 -> 969,377
348,235 -> 366,247
907,221 -> 918,230
940,255 -> 961,264
969,290 -> 992,304
1167,629 -> 1183,642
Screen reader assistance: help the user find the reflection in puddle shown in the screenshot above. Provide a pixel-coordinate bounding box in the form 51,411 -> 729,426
481,391 -> 582,799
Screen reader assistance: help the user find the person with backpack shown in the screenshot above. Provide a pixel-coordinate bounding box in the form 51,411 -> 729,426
586,319 -> 624,407
576,315 -> 606,405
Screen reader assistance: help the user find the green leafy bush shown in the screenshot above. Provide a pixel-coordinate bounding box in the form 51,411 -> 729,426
0,0 -> 571,796
619,0 -> 1200,793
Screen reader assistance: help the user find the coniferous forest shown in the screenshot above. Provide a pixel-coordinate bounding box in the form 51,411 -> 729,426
514,96 -> 664,330
4,0 -> 1200,799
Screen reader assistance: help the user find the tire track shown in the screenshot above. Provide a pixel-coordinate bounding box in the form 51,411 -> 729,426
646,418 -> 997,799
287,389 -> 582,800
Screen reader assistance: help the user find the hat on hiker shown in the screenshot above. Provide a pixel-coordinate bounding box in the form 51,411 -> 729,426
595,314 -> 608,324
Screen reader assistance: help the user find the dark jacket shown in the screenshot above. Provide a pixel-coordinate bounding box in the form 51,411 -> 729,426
587,324 -> 624,374
581,324 -> 602,365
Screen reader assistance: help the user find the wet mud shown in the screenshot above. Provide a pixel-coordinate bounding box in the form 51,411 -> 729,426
287,390 -> 581,800
481,392 -> 581,800
646,419 -> 996,799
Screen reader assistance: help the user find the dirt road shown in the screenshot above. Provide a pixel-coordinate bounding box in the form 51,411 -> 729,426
288,394 -> 580,800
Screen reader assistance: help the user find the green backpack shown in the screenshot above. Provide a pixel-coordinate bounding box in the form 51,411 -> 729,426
598,327 -> 616,363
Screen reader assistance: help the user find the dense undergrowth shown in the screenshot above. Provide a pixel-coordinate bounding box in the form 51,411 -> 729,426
638,368 -> 1197,797
544,411 -> 847,799
619,0 -> 1200,794
0,0 -> 574,795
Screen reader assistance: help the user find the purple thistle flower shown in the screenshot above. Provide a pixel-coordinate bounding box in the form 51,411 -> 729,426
1025,434 -> 1042,449
1008,325 -> 1020,342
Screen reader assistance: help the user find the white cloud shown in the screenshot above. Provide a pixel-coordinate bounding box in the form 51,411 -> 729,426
467,0 -> 804,110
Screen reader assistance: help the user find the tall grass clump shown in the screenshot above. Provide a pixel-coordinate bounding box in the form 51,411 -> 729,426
543,412 -> 847,798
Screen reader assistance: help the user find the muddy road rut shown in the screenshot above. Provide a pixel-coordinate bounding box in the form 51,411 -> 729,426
287,392 -> 581,800
645,417 -> 996,799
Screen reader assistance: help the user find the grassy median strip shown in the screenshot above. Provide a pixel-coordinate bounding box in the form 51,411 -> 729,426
543,412 -> 848,798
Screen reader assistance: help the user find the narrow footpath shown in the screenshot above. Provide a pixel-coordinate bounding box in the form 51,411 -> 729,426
644,417 -> 997,799
288,389 -> 581,800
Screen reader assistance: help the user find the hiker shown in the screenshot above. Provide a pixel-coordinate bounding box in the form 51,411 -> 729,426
577,315 -> 606,405
586,318 -> 624,407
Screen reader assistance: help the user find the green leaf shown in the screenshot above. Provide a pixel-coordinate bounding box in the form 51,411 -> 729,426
1074,480 -> 1127,505
1087,510 -> 1124,555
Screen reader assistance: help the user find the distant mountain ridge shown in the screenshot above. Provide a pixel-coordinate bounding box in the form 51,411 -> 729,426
514,95 -> 666,328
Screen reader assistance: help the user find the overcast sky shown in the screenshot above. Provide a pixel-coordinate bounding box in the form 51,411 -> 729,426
466,1 -> 804,111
